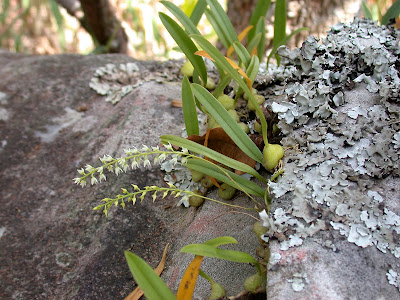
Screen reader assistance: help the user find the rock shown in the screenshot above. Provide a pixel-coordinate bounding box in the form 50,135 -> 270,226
0,52 -> 260,299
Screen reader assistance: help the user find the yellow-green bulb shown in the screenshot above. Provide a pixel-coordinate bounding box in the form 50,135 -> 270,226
262,143 -> 284,172
217,94 -> 235,110
180,60 -> 194,77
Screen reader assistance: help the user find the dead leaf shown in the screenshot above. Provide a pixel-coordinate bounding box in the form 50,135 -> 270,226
176,255 -> 204,300
124,243 -> 170,300
188,127 -> 256,174
171,100 -> 183,107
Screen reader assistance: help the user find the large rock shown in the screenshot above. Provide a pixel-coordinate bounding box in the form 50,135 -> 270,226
0,52 -> 260,299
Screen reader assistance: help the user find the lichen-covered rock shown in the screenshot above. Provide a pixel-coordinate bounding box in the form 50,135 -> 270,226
257,19 -> 400,298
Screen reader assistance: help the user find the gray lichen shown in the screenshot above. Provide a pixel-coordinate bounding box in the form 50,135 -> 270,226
258,18 -> 400,291
89,61 -> 179,104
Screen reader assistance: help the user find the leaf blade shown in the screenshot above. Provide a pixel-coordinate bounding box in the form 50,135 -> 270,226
159,12 -> 207,85
161,1 -> 201,35
176,255 -> 203,300
191,83 -> 263,163
181,76 -> 199,136
125,251 -> 177,300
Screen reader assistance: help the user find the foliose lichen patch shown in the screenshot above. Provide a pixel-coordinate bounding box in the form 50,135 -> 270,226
258,18 -> 400,291
89,61 -> 179,104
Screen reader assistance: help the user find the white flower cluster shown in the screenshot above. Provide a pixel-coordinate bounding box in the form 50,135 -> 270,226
73,144 -> 189,188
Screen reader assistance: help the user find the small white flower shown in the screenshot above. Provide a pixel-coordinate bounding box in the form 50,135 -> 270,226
90,176 -> 98,185
85,164 -> 94,172
97,167 -> 103,174
164,143 -> 173,151
158,153 -> 167,163
115,166 -> 122,175
152,146 -> 159,151
78,168 -> 85,175
143,159 -> 151,168
131,160 -> 139,169
181,147 -> 189,155
141,145 -> 150,152
170,156 -> 178,166
99,173 -> 106,182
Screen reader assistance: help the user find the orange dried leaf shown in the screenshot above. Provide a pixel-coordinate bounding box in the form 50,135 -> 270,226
227,25 -> 254,57
171,100 -> 183,108
177,255 -> 204,300
195,50 -> 252,89
125,244 -> 170,300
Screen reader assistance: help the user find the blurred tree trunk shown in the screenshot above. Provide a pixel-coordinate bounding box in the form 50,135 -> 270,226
79,0 -> 128,53
226,0 -> 258,36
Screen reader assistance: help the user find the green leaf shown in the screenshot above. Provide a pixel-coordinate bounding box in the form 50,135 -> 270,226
205,0 -> 238,49
192,34 -> 269,146
191,83 -> 263,163
160,134 -> 267,184
181,76 -> 199,136
203,236 -> 238,247
159,12 -> 207,85
124,251 -> 177,300
361,1 -> 373,20
160,1 -> 201,35
255,17 -> 266,61
232,41 -> 251,69
246,32 -> 262,57
246,55 -> 260,83
382,0 -> 400,25
190,0 -> 207,26
273,0 -> 287,65
186,158 -> 266,197
248,0 -> 271,42
180,244 -> 257,264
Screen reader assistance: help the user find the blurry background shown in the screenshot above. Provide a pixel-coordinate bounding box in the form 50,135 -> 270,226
0,0 -> 397,61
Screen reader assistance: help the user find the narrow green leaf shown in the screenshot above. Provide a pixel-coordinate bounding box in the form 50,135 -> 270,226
247,32 -> 262,56
160,134 -> 267,184
203,236 -> 238,247
160,1 -> 201,35
181,76 -> 199,136
124,251 -> 177,300
255,17 -> 266,61
248,0 -> 271,42
205,0 -> 238,48
190,0 -> 207,26
232,41 -> 251,69
191,83 -> 263,163
361,1 -> 373,20
159,12 -> 207,85
212,75 -> 231,99
180,244 -> 257,264
273,0 -> 287,65
382,0 -> 400,25
246,55 -> 260,83
191,34 -> 269,147
267,27 -> 308,66
186,159 -> 266,197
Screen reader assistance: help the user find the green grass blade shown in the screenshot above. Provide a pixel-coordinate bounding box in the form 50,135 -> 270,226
212,74 -> 231,99
232,41 -> 251,69
205,0 -> 238,49
190,0 -> 207,26
192,34 -> 269,147
186,158 -> 266,197
248,0 -> 271,42
124,251 -> 177,300
273,0 -> 287,65
191,83 -> 263,163
382,0 -> 400,25
361,1 -> 373,20
160,134 -> 267,184
246,55 -> 260,83
181,76 -> 199,136
159,12 -> 207,85
160,1 -> 201,35
247,32 -> 261,56
255,17 -> 266,61
203,236 -> 238,247
180,244 -> 257,264
49,0 -> 66,49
